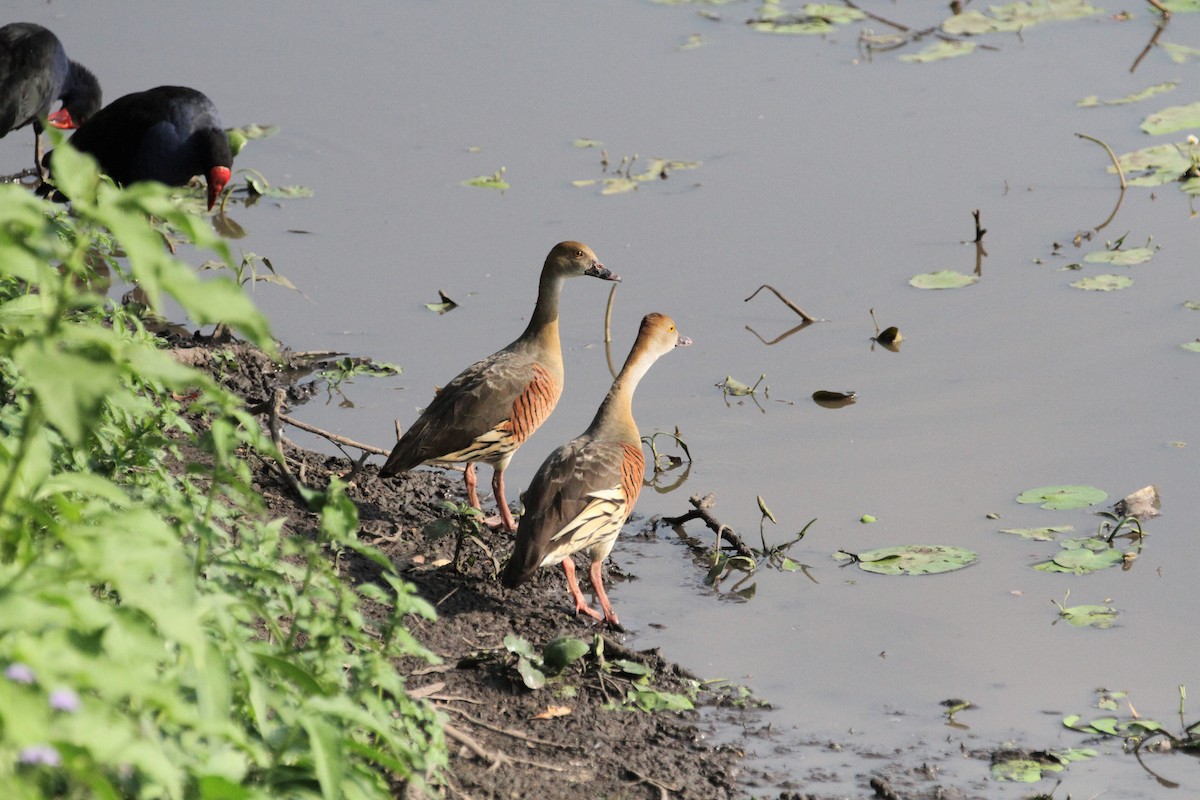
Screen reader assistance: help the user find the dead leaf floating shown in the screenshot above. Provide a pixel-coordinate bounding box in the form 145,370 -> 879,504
812,390 -> 857,408
1111,485 -> 1161,521
424,290 -> 458,314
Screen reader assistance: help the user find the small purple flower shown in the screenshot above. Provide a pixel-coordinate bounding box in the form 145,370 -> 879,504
18,744 -> 61,767
4,663 -> 35,684
48,688 -> 81,713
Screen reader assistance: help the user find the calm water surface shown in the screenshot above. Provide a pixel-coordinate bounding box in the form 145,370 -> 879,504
9,2 -> 1199,796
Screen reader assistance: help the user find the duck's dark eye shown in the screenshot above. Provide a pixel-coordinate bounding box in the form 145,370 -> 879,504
575,250 -> 584,258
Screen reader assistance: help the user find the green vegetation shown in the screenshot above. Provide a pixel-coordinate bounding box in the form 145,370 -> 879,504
0,141 -> 445,798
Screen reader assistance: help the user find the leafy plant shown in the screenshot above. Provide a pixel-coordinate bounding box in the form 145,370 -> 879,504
0,140 -> 446,798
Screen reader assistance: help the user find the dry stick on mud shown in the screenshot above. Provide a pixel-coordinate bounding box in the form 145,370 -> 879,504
661,493 -> 757,560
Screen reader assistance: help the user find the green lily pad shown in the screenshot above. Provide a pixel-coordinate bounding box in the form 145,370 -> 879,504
749,2 -> 866,35
1140,102 -> 1200,136
1057,604 -> 1118,628
898,41 -> 976,63
1077,82 -> 1177,108
1064,715 -> 1165,737
941,0 -> 1099,36
1071,274 -> 1133,291
1083,248 -> 1154,266
837,545 -> 978,575
1016,485 -> 1107,509
1160,42 -> 1200,64
909,270 -> 978,289
1182,341 -> 1200,353
1112,141 -> 1194,187
463,168 -> 509,191
992,749 -> 1096,783
998,525 -> 1073,541
1035,542 -> 1123,574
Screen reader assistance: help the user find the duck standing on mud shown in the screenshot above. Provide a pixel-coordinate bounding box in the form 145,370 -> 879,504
502,313 -> 691,628
380,242 -> 620,532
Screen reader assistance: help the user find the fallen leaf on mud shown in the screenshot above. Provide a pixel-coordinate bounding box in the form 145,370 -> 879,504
533,705 -> 573,720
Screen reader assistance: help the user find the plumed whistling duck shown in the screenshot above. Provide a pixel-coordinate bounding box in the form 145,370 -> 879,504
0,22 -> 101,175
379,241 -> 620,532
51,85 -> 231,210
501,312 -> 691,628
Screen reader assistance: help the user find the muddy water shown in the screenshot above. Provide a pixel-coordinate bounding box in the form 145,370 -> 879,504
10,2 -> 1199,796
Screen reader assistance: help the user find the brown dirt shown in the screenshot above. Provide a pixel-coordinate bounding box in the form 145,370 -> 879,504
174,334 -> 771,799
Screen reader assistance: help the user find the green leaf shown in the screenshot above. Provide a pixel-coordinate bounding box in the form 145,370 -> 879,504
14,339 -> 121,445
542,637 -> 590,672
611,659 -> 650,677
300,717 -> 344,800
1070,274 -> 1133,291
503,634 -> 538,661
847,545 -> 978,576
1016,485 -> 1107,509
908,270 -> 978,289
1140,102 -> 1200,135
1035,546 -> 1123,574
516,657 -> 546,690
1181,341 -> 1200,353
1083,247 -> 1154,266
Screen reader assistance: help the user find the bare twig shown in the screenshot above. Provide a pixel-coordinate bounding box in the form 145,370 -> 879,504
278,412 -> 390,456
744,285 -> 823,323
1076,132 -> 1127,190
1130,19 -> 1167,74
440,706 -> 571,750
662,494 -> 757,560
971,209 -> 986,243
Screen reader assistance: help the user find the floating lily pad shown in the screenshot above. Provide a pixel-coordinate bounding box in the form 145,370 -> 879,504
998,525 -> 1073,541
1070,274 -> 1133,291
1182,341 -> 1200,353
941,0 -> 1099,36
1083,248 -> 1154,266
836,545 -> 978,576
1016,485 -> 1107,509
1113,141 -> 1193,187
1056,603 -> 1117,628
909,270 -> 978,289
748,2 -> 866,35
1034,538 -> 1123,574
1064,715 -> 1165,737
898,41 -> 976,63
574,158 -> 700,195
992,749 -> 1097,783
463,168 -> 509,191
1160,42 -> 1200,64
1140,102 -> 1200,136
1077,82 -> 1177,108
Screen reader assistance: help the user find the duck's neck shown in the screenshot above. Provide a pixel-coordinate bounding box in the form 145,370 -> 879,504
517,268 -> 564,355
586,345 -> 655,443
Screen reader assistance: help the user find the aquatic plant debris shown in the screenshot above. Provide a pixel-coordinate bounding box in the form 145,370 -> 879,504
998,525 -> 1074,541
834,545 -> 978,575
463,167 -> 509,191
